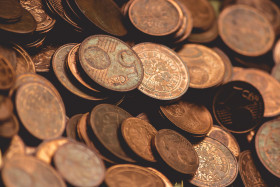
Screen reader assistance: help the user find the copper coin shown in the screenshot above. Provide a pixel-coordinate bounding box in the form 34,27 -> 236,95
2,155 -> 66,187
147,167 -> 173,187
207,125 -> 240,157
90,104 -> 135,162
15,82 -> 66,140
0,55 -> 15,90
273,39 -> 280,64
231,68 -> 280,117
66,113 -> 83,141
190,137 -> 238,186
0,95 -> 13,121
129,0 -> 183,36
177,44 -> 225,89
160,100 -> 213,136
79,35 -> 144,92
20,0 -> 56,33
271,64 -> 280,82
218,5 -> 275,57
35,138 -> 69,164
105,164 -> 165,187
154,129 -> 199,174
54,141 -> 105,186
3,135 -> 25,161
213,81 -> 264,133
25,146 -> 36,155
255,119 -> 280,178
239,150 -> 267,187
133,43 -> 189,100
0,114 -> 19,138
121,117 -> 157,162
0,0 -> 22,22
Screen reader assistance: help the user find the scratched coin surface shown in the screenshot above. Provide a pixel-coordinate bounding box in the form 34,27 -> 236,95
79,35 -> 144,92
239,150 -> 267,187
15,82 -> 66,140
54,142 -> 105,186
129,0 -> 182,36
177,44 -> 225,89
155,129 -> 199,174
160,100 -> 213,136
0,95 -> 13,121
207,125 -> 240,157
255,119 -> 280,178
190,137 -> 238,186
133,43 -> 189,100
105,164 -> 165,187
231,68 -> 280,117
0,55 -> 15,90
2,155 -> 66,187
218,5 -> 275,57
121,117 -> 157,162
90,104 -> 135,162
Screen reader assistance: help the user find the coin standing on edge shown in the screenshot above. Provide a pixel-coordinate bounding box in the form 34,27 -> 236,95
0,55 -> 15,90
0,96 -> 13,121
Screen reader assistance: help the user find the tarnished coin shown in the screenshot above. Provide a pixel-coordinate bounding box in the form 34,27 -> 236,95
121,117 -> 157,162
105,164 -> 165,187
0,114 -> 19,138
213,81 -> 264,133
160,100 -> 213,136
190,137 -> 238,187
90,104 -> 135,162
66,113 -> 83,141
15,82 -> 66,140
273,39 -> 280,64
0,95 -> 13,121
79,35 -> 144,92
239,150 -> 267,187
207,125 -> 240,157
54,142 -> 105,187
129,0 -> 183,36
218,5 -> 275,57
147,167 -> 173,187
0,0 -> 22,22
3,135 -> 25,161
255,119 -> 280,178
133,43 -> 189,100
0,55 -> 15,90
2,155 -> 66,187
154,129 -> 199,174
231,68 -> 280,117
177,44 -> 225,89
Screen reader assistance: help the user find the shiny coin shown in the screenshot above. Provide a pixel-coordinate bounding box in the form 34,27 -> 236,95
0,114 -> 19,138
154,129 -> 199,174
0,55 -> 15,90
0,0 -> 22,22
0,95 -> 13,121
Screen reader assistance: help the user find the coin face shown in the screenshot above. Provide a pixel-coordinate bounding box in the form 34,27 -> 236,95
15,82 -> 66,140
218,5 -> 275,57
190,137 -> 238,186
0,55 -> 15,90
54,142 -> 105,187
2,156 -> 66,187
79,35 -> 144,92
90,104 -> 135,162
133,43 -> 189,100
129,0 -> 182,36
213,81 -> 264,133
0,0 -> 22,21
207,125 -> 240,157
105,164 -> 165,187
0,95 -> 13,121
255,119 -> 280,178
239,150 -> 267,187
121,117 -> 157,162
155,129 -> 199,174
160,100 -> 213,135
177,44 -> 225,89
0,115 -> 19,138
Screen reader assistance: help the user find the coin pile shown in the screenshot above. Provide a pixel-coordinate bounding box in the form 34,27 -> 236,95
0,0 -> 280,186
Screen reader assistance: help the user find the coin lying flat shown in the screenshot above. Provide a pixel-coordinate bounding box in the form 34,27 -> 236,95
177,44 -> 225,89
0,55 -> 15,90
121,117 -> 157,162
147,167 -> 173,187
79,35 -> 144,92
239,150 -> 267,187
105,164 -> 165,187
190,137 -> 238,186
54,142 -> 105,187
133,43 -> 189,100
218,5 -> 275,57
15,82 -> 66,140
154,129 -> 199,174
2,155 -> 66,187
255,119 -> 280,178
0,95 -> 13,121
0,0 -> 22,22
0,114 -> 19,138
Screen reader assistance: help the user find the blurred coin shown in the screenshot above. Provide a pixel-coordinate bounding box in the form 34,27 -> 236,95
0,95 -> 13,121
0,0 -> 22,22
190,137 -> 238,186
133,43 -> 189,100
0,55 -> 15,90
218,5 -> 275,57
255,119 -> 280,178
54,141 -> 105,186
154,129 -> 199,174
273,39 -> 280,64
187,20 -> 218,43
271,63 -> 280,82
0,114 -> 19,138
147,167 -> 173,187
66,113 -> 83,141
3,135 -> 25,160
